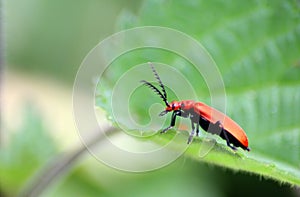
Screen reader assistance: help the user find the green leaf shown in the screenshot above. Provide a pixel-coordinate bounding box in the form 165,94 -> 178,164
0,103 -> 57,196
97,0 -> 300,185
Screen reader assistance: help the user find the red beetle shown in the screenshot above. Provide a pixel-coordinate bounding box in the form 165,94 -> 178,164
141,63 -> 250,151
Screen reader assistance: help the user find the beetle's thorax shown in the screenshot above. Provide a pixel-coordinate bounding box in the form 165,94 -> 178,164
166,100 -> 195,112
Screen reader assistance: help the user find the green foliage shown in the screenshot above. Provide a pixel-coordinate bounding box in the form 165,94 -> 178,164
5,0 -> 141,83
97,0 -> 300,185
0,104 -> 57,196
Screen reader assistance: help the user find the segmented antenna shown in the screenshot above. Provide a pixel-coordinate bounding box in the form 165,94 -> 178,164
148,62 -> 168,101
141,79 -> 170,107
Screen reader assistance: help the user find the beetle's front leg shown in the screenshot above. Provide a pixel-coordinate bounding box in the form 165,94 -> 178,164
161,110 -> 181,133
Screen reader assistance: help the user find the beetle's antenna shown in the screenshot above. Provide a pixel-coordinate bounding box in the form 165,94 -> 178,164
141,80 -> 170,107
148,62 -> 168,101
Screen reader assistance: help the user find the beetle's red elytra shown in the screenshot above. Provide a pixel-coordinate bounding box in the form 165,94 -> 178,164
141,63 -> 250,151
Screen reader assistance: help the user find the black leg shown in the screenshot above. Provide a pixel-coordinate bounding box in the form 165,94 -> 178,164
161,110 -> 181,133
216,121 -> 237,151
195,119 -> 200,136
223,131 -> 237,151
187,115 -> 201,144
187,119 -> 195,144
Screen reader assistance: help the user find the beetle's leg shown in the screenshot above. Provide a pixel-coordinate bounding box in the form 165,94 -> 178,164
187,129 -> 195,144
187,115 -> 201,144
196,119 -> 200,137
224,131 -> 237,151
161,110 -> 181,133
187,119 -> 196,144
216,121 -> 237,151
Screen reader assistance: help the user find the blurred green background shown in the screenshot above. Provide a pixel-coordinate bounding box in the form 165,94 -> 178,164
2,0 -> 300,197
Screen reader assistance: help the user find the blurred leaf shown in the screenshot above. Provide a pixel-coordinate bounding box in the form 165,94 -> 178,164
42,167 -> 109,197
45,156 -> 298,197
96,0 -> 300,186
0,103 -> 57,196
46,158 -> 224,197
6,0 -> 141,83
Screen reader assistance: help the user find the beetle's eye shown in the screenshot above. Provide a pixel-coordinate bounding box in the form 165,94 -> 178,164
172,103 -> 175,110
181,103 -> 184,107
